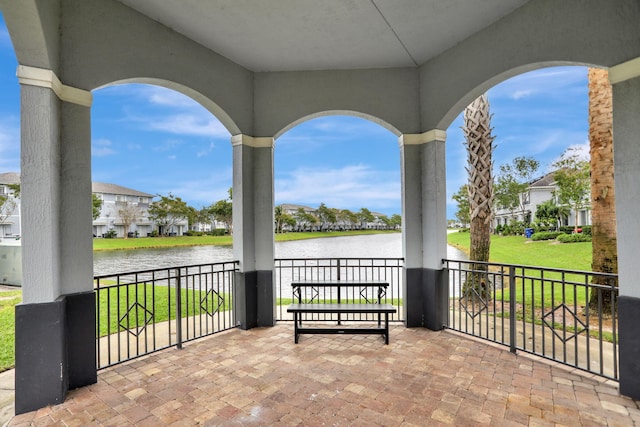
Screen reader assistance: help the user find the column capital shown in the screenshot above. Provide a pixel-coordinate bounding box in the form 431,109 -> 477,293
16,65 -> 92,107
231,134 -> 274,148
399,129 -> 446,147
609,57 -> 640,85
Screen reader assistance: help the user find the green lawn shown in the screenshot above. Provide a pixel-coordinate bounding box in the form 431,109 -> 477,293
447,231 -> 592,271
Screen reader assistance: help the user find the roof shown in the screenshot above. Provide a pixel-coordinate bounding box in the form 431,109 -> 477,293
92,182 -> 154,198
0,172 -> 20,185
530,172 -> 556,188
280,204 -> 316,211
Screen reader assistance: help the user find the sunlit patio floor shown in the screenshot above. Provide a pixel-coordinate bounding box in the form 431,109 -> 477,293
9,324 -> 640,426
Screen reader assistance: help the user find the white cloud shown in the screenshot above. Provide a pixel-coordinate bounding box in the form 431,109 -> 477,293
511,89 -> 535,100
167,155 -> 177,160
92,139 -> 116,157
153,139 -> 184,152
197,141 -> 216,157
158,170 -> 233,206
140,113 -> 229,138
276,164 -> 400,212
490,66 -> 587,101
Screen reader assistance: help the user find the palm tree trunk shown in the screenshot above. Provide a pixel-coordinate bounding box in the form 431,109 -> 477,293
463,94 -> 495,299
588,68 -> 617,313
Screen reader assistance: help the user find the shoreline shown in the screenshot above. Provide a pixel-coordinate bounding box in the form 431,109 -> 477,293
93,229 -> 401,252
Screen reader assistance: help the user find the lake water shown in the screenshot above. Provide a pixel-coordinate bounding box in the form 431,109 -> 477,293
93,233 -> 468,275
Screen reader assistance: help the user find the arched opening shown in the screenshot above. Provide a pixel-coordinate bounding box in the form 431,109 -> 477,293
91,82 -> 234,266
273,113 -> 403,320
446,65 -> 591,252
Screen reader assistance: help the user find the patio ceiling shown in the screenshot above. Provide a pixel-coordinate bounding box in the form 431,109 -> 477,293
116,0 -> 530,72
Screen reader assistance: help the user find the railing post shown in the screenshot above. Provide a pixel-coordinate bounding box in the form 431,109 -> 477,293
175,268 -> 183,350
509,265 -> 516,354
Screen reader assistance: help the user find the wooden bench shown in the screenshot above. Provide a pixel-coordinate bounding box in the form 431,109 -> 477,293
286,281 -> 397,344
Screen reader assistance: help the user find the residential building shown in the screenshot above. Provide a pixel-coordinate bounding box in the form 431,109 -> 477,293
493,171 -> 592,229
0,174 -> 189,238
0,172 -> 21,238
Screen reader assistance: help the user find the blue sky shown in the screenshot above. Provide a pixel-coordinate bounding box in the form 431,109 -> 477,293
0,14 -> 589,220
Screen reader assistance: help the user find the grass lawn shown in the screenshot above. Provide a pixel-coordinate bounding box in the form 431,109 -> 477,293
447,230 -> 592,271
0,291 -> 21,372
93,229 -> 400,251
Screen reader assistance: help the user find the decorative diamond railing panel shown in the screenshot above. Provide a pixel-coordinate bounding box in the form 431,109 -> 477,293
200,288 -> 224,317
460,287 -> 488,319
118,302 -> 153,337
542,303 -> 587,342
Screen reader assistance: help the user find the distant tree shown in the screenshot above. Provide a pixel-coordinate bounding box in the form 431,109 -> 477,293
356,208 -> 374,229
337,209 -> 358,230
117,201 -> 143,239
494,156 -> 539,224
274,205 -> 296,233
552,149 -> 591,233
92,194 -> 103,221
452,185 -> 471,226
389,214 -> 402,229
204,188 -> 233,234
148,193 -> 189,236
185,206 -> 202,230
0,191 -> 17,238
317,203 -> 337,231
294,208 -> 318,231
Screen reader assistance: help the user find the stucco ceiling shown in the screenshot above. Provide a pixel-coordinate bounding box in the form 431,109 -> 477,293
116,0 -> 530,72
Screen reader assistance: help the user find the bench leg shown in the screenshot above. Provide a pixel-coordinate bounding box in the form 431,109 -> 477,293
294,313 -> 299,344
384,312 -> 389,345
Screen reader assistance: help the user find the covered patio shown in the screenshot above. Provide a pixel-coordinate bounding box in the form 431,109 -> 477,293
1,0 -> 640,418
9,325 -> 640,426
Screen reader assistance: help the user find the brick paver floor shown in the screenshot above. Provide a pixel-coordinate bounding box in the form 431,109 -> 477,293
9,325 -> 640,426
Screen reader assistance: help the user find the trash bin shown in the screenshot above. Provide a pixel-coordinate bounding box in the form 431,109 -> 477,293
525,228 -> 534,238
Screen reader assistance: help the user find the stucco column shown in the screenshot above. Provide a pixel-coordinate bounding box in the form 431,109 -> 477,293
609,57 -> 640,399
400,130 -> 448,330
231,134 -> 275,329
15,66 -> 96,414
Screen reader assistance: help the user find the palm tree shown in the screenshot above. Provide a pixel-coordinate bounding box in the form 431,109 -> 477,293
588,67 -> 617,313
462,93 -> 496,299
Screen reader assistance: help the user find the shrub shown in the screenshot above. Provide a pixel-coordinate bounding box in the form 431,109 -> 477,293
207,229 -> 228,236
104,229 -> 117,239
531,231 -> 564,241
148,229 -> 159,237
184,230 -> 205,236
557,233 -> 592,243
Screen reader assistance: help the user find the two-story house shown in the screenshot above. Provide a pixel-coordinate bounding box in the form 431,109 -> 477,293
493,171 -> 592,229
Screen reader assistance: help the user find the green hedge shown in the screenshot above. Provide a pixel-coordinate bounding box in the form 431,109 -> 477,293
557,233 -> 592,243
531,231 -> 565,241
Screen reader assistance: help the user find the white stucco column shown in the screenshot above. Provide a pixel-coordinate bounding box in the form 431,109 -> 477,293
15,65 -> 96,413
17,65 -> 93,303
231,134 -> 275,328
400,130 -> 447,269
400,130 -> 448,329
609,57 -> 640,399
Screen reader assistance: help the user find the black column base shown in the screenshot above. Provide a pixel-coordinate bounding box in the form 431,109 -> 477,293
15,291 -> 97,414
403,267 -> 448,330
234,270 -> 275,330
619,295 -> 640,399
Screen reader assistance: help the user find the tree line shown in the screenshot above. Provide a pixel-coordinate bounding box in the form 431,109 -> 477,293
274,204 -> 401,233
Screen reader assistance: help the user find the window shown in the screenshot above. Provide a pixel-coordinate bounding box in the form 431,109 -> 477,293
138,197 -> 149,204
0,186 -> 4,195
116,195 -> 126,202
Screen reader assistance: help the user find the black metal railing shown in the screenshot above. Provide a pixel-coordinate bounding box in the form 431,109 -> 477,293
274,258 -> 404,322
443,259 -> 618,380
95,261 -> 239,369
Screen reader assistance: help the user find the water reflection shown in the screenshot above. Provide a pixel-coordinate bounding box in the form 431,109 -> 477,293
93,233 -> 468,275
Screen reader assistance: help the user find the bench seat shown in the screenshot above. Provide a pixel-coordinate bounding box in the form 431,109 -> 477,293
287,303 -> 396,344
